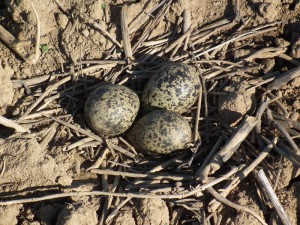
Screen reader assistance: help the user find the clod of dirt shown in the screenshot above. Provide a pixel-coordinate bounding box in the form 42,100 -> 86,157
261,58 -> 275,74
257,0 -> 282,22
57,175 -> 73,186
293,100 -> 300,110
290,77 -> 300,87
271,157 -> 294,190
0,205 -> 22,225
134,198 -> 169,225
20,220 -> 41,225
56,200 -> 99,225
109,207 -> 136,225
5,0 -> 58,37
56,14 -> 69,30
269,186 -> 299,225
85,0 -> 105,21
36,204 -> 60,224
0,63 -> 14,114
0,137 -> 61,192
291,37 -> 300,59
227,189 -> 264,225
218,77 -> 256,125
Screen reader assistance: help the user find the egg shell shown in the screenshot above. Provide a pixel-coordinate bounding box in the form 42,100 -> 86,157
84,84 -> 140,137
127,110 -> 192,156
141,63 -> 201,114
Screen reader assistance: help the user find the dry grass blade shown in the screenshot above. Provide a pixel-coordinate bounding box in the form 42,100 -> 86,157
82,16 -> 122,49
254,169 -> 293,225
106,197 -> 132,223
242,47 -> 286,62
64,137 -> 95,152
193,25 -> 278,59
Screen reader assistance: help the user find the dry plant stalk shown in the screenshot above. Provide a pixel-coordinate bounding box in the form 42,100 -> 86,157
183,2 -> 191,50
207,187 -> 267,225
18,76 -> 72,120
267,65 -> 300,90
121,5 -> 134,60
199,116 -> 258,181
209,138 -> 277,212
50,116 -> 103,143
0,25 -> 27,61
86,148 -> 110,171
0,166 -> 239,206
254,169 -> 293,225
0,115 -> 30,133
91,169 -> 194,181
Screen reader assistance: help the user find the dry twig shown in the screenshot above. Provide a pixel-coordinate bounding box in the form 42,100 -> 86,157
207,187 -> 267,225
0,166 -> 239,205
199,116 -> 258,181
0,115 -> 30,133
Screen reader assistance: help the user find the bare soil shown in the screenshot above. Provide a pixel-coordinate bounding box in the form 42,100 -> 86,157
0,0 -> 299,225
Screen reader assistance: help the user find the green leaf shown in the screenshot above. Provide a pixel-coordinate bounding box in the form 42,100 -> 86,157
41,45 -> 49,53
101,2 -> 107,9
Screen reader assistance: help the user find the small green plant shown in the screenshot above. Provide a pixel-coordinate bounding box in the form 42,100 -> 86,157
40,44 -> 49,53
101,2 -> 107,10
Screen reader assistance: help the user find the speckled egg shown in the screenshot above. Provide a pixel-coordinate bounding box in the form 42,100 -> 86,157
84,84 -> 140,137
127,110 -> 192,156
141,63 -> 201,114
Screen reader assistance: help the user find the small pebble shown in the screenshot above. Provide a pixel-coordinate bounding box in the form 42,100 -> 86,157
57,14 -> 68,29
292,100 -> 300,110
290,112 -> 299,121
82,29 -> 89,38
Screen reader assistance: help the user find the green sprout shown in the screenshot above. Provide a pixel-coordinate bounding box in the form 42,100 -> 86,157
101,2 -> 107,9
40,44 -> 49,53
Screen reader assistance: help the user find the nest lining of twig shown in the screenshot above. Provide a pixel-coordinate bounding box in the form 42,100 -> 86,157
0,0 -> 300,224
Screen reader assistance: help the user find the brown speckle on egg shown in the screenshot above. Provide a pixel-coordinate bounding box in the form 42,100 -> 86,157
141,63 -> 201,114
127,110 -> 192,156
84,84 -> 140,137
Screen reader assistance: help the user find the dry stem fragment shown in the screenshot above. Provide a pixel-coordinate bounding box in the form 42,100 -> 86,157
0,115 -> 30,133
209,138 -> 277,212
0,166 -> 239,206
199,116 -> 258,181
121,5 -> 134,60
267,65 -> 300,90
0,3 -> 40,64
254,169 -> 293,225
207,187 -> 267,225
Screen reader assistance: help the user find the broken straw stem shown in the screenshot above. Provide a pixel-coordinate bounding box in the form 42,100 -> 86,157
199,116 -> 258,181
0,115 -> 30,133
254,169 -> 293,225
